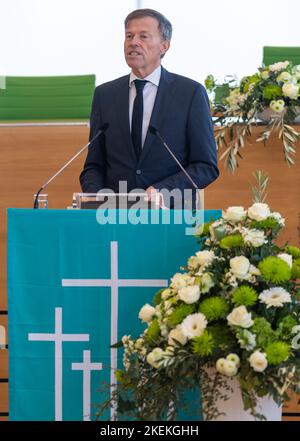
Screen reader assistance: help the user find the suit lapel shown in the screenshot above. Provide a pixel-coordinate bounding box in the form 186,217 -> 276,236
139,67 -> 176,164
114,76 -> 137,163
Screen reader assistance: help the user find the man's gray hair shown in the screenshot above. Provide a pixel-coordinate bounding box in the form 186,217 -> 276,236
124,8 -> 172,41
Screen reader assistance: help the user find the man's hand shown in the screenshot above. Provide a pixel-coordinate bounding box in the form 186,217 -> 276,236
145,186 -> 166,208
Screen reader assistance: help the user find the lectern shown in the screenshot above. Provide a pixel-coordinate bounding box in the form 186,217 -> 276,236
7,208 -> 220,421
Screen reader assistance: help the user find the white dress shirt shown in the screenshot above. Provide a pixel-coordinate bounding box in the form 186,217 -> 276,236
129,65 -> 161,148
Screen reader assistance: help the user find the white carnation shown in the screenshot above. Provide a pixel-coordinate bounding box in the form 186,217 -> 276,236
242,229 -> 266,247
249,350 -> 268,372
222,206 -> 246,222
181,313 -> 207,339
195,250 -> 215,266
237,329 -> 256,350
171,273 -> 194,290
248,203 -> 270,221
178,285 -> 200,304
259,287 -> 291,308
168,325 -> 188,346
227,305 -> 254,328
138,304 -> 156,323
277,253 -> 293,268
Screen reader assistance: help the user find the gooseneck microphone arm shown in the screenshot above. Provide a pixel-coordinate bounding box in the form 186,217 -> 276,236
33,123 -> 109,208
148,125 -> 199,191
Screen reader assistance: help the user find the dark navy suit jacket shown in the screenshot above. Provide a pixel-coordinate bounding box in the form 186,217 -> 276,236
80,67 -> 219,201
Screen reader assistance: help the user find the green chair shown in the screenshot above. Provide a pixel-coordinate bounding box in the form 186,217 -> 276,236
0,74 -> 96,121
263,46 -> 300,66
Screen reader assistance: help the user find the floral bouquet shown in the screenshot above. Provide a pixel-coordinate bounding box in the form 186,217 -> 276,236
101,203 -> 300,421
205,61 -> 300,172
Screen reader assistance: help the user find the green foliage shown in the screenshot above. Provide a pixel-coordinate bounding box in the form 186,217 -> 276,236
145,319 -> 160,345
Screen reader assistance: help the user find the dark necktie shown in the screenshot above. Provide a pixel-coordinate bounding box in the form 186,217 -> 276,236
131,79 -> 147,160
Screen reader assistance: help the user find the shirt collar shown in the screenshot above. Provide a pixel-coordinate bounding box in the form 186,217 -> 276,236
129,65 -> 161,88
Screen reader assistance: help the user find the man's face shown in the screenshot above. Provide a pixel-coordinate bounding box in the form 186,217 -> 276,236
124,16 -> 170,78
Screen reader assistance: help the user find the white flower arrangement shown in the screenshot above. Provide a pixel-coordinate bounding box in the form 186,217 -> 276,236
99,203 -> 300,421
205,61 -> 300,172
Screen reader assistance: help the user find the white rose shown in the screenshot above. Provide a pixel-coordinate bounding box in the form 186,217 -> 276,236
277,72 -> 292,83
222,206 -> 246,222
230,256 -> 250,279
168,325 -> 188,346
146,348 -> 164,369
269,99 -> 285,113
242,229 -> 266,247
178,285 -> 200,304
227,305 -> 254,328
282,83 -> 299,99
222,360 -> 238,377
248,203 -> 270,221
277,253 -> 293,268
138,304 -> 156,323
200,273 -> 215,293
188,256 -> 202,269
171,273 -> 194,290
249,350 -> 268,372
181,313 -> 207,339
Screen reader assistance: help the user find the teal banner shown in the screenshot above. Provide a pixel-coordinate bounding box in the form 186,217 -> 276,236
7,209 -> 220,421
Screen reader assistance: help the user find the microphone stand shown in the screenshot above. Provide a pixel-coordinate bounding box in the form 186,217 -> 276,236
33,123 -> 108,208
149,126 -> 203,209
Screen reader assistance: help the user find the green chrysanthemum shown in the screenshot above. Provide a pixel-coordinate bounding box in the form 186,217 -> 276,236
285,246 -> 300,259
145,319 -> 160,345
252,317 -> 276,347
250,218 -> 279,230
258,256 -> 291,283
242,74 -> 260,93
166,304 -> 195,327
291,258 -> 300,279
199,296 -> 229,322
263,84 -> 282,100
231,285 -> 258,307
265,342 -> 291,365
192,330 -> 214,356
219,234 -> 244,249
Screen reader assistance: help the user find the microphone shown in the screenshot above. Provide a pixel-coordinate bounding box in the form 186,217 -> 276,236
33,123 -> 109,208
149,126 -> 203,208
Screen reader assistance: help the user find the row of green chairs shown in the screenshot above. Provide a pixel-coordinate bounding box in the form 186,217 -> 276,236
0,74 -> 95,121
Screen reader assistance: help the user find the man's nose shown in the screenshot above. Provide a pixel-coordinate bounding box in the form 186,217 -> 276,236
130,35 -> 141,45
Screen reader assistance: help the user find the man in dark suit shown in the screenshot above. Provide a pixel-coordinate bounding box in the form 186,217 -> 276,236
80,8 -> 219,208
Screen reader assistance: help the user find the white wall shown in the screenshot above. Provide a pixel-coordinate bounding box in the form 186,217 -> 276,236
1,0 -> 300,86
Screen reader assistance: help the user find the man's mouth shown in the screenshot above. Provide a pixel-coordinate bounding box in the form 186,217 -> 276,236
128,51 -> 141,56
